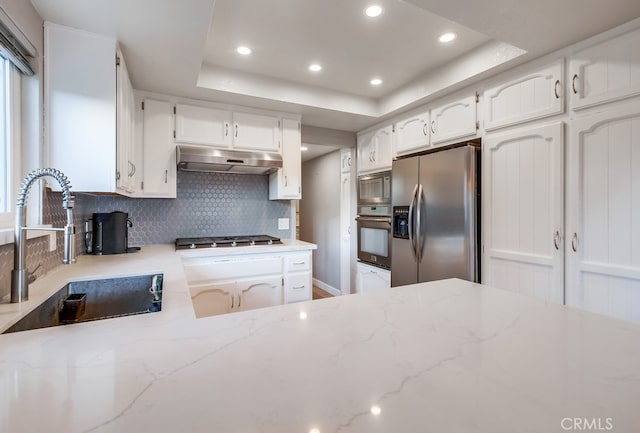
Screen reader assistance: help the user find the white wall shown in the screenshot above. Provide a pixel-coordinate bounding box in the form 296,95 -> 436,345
300,150 -> 341,292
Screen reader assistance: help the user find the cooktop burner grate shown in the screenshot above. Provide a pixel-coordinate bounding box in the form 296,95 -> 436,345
175,235 -> 282,250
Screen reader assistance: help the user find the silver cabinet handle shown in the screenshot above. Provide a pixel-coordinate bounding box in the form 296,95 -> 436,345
235,124 -> 238,137
430,120 -> 436,134
231,294 -> 235,309
225,123 -> 229,137
293,285 -> 305,290
554,79 -> 561,99
237,294 -> 241,308
571,233 -> 578,252
164,169 -> 168,183
284,175 -> 288,187
422,123 -> 428,136
553,231 -> 561,250
572,74 -> 578,94
293,261 -> 306,265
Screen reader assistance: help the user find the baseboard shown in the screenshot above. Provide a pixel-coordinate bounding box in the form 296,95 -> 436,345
313,278 -> 342,297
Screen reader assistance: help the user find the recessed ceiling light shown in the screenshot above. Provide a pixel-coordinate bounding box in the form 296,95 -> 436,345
365,5 -> 383,17
309,64 -> 322,72
236,46 -> 252,55
370,78 -> 382,86
438,32 -> 457,43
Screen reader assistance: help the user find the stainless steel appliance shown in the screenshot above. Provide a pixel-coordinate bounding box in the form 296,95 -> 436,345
357,171 -> 391,205
391,141 -> 480,287
356,207 -> 392,269
85,211 -> 139,255
176,145 -> 282,175
356,172 -> 392,269
175,235 -> 282,250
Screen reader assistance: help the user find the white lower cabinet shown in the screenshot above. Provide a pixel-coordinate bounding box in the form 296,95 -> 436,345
566,100 -> 640,323
236,276 -> 283,312
184,251 -> 313,318
483,122 -> 565,304
356,262 -> 390,293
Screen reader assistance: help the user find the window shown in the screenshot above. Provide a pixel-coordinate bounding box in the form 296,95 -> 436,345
0,57 -> 14,230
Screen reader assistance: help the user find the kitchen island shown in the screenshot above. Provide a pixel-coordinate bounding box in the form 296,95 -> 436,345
1,244 -> 639,433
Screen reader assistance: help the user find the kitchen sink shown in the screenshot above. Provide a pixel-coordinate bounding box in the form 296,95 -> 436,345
2,274 -> 163,334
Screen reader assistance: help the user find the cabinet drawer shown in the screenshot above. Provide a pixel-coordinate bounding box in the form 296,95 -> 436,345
284,272 -> 311,303
183,256 -> 282,284
284,254 -> 311,272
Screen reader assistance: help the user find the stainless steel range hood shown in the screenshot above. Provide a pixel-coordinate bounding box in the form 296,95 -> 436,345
176,145 -> 282,175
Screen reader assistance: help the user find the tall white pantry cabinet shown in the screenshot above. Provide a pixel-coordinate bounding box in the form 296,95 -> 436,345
482,24 -> 640,324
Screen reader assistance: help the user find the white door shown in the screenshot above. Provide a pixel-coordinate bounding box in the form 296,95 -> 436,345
356,262 -> 390,293
233,112 -> 281,152
569,28 -> 640,111
484,61 -> 564,131
340,172 -> 352,294
237,276 -> 282,312
566,101 -> 640,323
174,103 -> 232,147
430,95 -> 477,145
483,122 -> 565,303
189,281 -> 235,318
280,119 -> 301,198
394,110 -> 430,156
142,98 -> 176,197
372,126 -> 393,172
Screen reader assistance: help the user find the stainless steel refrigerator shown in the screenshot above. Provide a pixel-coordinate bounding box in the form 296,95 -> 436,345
391,142 -> 480,287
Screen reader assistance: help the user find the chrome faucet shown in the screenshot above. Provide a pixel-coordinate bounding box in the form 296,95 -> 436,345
11,168 -> 76,303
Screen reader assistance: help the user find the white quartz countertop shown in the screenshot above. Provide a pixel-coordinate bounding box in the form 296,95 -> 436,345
1,243 -> 640,433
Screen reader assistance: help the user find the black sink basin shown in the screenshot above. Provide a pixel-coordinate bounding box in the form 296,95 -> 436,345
3,274 -> 163,334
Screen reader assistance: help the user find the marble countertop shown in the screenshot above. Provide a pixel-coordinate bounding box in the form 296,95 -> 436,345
1,243 -> 640,433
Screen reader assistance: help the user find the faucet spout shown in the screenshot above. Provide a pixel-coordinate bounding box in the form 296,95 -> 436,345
11,168 -> 76,303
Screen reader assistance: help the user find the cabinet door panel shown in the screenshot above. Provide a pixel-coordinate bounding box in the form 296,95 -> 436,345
233,112 -> 281,152
570,28 -> 640,110
567,101 -> 640,323
373,126 -> 393,172
483,122 -> 564,304
484,61 -> 563,131
189,282 -> 234,318
175,104 -> 232,147
237,276 -> 282,311
394,110 -> 430,156
356,262 -> 390,293
142,99 -> 176,197
357,130 -> 375,174
269,118 -> 301,199
431,95 -> 477,144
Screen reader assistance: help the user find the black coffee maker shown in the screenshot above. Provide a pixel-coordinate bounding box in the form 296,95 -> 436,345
84,211 -> 137,255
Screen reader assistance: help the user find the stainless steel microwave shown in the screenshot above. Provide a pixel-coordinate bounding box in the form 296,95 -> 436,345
358,171 -> 391,205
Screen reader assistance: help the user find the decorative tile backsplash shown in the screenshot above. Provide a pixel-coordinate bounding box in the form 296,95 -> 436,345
92,172 -> 292,246
0,171 -> 291,299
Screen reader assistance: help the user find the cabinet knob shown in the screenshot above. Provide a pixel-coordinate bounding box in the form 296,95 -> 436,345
554,79 -> 561,99
572,74 -> 579,94
553,230 -> 561,250
430,120 -> 436,134
571,233 -> 578,252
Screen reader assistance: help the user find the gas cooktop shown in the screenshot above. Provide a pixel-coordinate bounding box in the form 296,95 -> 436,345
175,235 -> 282,250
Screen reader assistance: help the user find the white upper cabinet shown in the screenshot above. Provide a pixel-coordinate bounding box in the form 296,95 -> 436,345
357,125 -> 392,174
569,28 -> 640,111
174,104 -> 232,147
393,109 -> 430,156
269,118 -> 301,200
116,50 -> 136,194
46,23 -> 131,194
430,94 -> 478,145
233,112 -> 281,152
140,97 -> 177,198
484,60 -> 564,131
566,100 -> 640,324
174,103 -> 282,153
483,122 -> 565,304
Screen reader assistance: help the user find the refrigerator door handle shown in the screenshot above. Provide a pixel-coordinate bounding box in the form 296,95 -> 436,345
416,184 -> 424,264
408,184 -> 418,259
